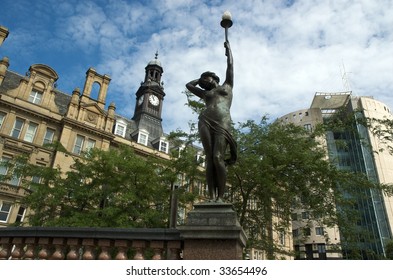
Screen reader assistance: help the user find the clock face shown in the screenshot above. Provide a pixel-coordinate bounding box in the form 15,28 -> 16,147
138,95 -> 144,106
149,95 -> 159,106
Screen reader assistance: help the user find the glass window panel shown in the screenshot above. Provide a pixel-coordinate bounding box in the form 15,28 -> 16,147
15,206 -> 26,223
0,202 -> 12,222
73,135 -> 84,154
138,133 -> 148,145
0,112 -> 5,129
24,122 -> 38,142
11,118 -> 24,138
28,90 -> 43,104
115,124 -> 126,137
43,128 -> 55,145
85,139 -> 96,151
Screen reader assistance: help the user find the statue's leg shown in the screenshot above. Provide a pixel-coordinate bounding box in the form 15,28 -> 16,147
198,122 -> 215,199
213,135 -> 228,200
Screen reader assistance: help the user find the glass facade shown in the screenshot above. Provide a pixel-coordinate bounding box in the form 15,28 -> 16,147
324,104 -> 391,259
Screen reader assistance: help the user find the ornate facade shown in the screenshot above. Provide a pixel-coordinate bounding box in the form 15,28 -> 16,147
0,32 -> 171,227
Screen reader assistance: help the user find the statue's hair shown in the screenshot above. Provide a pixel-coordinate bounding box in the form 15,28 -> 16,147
200,71 -> 220,84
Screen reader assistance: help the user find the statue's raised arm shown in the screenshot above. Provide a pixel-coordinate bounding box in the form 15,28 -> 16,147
224,41 -> 233,88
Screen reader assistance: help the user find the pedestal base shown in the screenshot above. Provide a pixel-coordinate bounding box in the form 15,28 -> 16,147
178,202 -> 247,260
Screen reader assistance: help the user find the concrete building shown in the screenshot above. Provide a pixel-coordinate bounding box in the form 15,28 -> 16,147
280,92 -> 393,259
0,37 -> 173,227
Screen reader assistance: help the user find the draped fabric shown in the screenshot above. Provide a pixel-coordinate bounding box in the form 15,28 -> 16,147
199,114 -> 237,165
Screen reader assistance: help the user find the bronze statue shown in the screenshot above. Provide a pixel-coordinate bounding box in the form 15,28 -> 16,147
186,38 -> 237,202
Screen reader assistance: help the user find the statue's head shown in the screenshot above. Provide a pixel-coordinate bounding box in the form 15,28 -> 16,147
199,71 -> 219,90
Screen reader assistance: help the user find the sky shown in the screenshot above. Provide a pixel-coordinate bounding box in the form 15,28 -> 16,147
1,0 -> 393,133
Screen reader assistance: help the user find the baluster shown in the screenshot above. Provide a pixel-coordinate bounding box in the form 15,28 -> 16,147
51,238 -> 65,260
150,241 -> 164,260
37,237 -> 51,260
132,240 -> 146,260
23,237 -> 36,260
98,239 -> 112,260
82,239 -> 96,260
10,237 -> 25,259
167,240 -> 182,260
66,238 -> 80,260
114,240 -> 129,260
0,237 -> 12,260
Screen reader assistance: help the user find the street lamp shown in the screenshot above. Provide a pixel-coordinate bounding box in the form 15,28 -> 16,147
220,11 -> 233,42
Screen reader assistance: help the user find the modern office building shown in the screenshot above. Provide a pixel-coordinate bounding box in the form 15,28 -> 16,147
280,92 -> 393,259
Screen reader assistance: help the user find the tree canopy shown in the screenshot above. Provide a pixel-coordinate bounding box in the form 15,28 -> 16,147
8,145 -> 195,228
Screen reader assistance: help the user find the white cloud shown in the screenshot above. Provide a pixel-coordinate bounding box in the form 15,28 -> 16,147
2,0 -> 393,133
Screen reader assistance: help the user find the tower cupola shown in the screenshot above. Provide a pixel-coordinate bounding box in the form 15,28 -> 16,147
144,51 -> 163,86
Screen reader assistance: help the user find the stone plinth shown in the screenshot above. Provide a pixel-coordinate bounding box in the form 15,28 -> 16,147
178,202 -> 247,260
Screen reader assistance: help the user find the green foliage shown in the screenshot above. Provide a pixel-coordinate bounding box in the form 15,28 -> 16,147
16,145 -> 172,228
385,240 -> 393,259
226,116 -> 392,259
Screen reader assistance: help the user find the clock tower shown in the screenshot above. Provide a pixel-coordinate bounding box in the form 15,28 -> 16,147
132,52 -> 165,140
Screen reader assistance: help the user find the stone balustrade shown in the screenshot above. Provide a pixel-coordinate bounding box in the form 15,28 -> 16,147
0,227 -> 182,260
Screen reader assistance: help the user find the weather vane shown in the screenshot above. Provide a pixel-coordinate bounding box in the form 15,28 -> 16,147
220,11 -> 233,42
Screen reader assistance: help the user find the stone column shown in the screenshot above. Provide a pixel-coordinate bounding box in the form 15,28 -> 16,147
178,202 -> 247,260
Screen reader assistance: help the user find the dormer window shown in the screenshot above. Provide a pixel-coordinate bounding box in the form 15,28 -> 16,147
137,130 -> 149,146
28,90 -> 43,105
114,120 -> 127,137
159,140 -> 168,153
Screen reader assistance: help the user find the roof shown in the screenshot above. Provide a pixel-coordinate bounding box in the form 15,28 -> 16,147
310,92 -> 352,110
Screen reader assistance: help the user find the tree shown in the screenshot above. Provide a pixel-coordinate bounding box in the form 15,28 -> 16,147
385,239 -> 393,259
12,145 -> 173,227
226,117 -> 392,259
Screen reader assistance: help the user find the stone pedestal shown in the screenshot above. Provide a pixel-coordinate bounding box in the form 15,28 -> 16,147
178,202 -> 247,260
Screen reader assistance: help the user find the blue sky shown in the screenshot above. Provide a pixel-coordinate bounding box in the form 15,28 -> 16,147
1,0 -> 393,133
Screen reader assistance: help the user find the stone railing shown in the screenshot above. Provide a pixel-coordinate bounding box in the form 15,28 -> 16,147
0,202 -> 247,260
0,227 -> 182,260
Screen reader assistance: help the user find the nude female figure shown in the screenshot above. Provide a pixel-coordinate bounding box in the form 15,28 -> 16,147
186,41 -> 237,201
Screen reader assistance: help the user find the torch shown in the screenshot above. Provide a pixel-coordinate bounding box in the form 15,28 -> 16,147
220,11 -> 233,42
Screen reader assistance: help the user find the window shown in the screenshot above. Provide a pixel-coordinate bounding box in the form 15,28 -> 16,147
29,175 -> 41,191
15,206 -> 26,223
0,112 -> 5,129
11,118 -> 24,138
43,128 -> 55,145
196,153 -> 206,167
114,122 -> 127,137
304,124 -> 312,131
0,157 -> 20,186
292,229 -> 299,238
291,213 -> 298,221
301,211 -> 309,219
9,170 -> 21,186
159,140 -> 168,153
317,244 -> 327,260
73,135 -> 85,154
85,139 -> 96,151
138,132 -> 148,145
279,231 -> 285,245
303,228 -> 311,236
28,90 -> 43,104
73,135 -> 96,154
24,122 -> 38,143
0,157 -> 8,176
0,202 -> 12,222
315,227 -> 324,236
